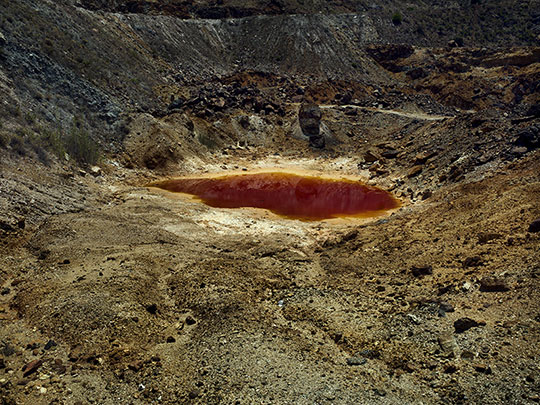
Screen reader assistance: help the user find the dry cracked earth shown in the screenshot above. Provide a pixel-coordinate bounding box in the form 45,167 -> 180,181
0,2 -> 540,404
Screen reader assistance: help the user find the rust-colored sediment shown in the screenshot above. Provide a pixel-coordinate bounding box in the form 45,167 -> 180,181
150,172 -> 400,220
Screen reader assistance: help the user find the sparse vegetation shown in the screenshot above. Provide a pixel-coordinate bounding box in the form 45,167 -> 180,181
64,121 -> 100,165
0,132 -> 7,148
392,12 -> 402,25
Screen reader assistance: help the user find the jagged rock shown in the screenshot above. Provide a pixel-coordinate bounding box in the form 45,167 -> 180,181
515,125 -> 540,150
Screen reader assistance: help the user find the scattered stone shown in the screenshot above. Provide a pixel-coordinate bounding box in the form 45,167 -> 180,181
22,359 -> 43,377
38,249 -> 50,260
454,317 -> 483,333
0,357 -> 5,369
528,218 -> 540,233
51,362 -> 67,375
461,350 -> 475,360
444,364 -> 458,373
479,277 -> 510,292
478,232 -> 501,244
421,190 -> 432,200
473,363 -> 492,374
146,304 -> 158,315
0,288 -> 10,295
44,340 -> 57,351
462,281 -> 472,292
463,256 -> 483,268
407,313 -> 421,324
1,343 -> 15,356
346,357 -> 367,366
188,390 -> 200,399
364,149 -> 382,163
17,378 -> 31,386
515,125 -> 540,150
68,345 -> 83,361
166,336 -> 176,343
238,115 -> 250,129
309,135 -> 325,149
438,301 -> 455,316
438,334 -> 459,358
411,265 -> 432,277
89,166 -> 102,177
381,149 -> 399,159
185,316 -> 196,325
414,151 -> 436,165
39,386 -> 47,394
128,360 -> 144,372
407,165 -> 423,178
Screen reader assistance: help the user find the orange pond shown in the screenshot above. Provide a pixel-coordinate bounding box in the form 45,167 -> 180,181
151,172 -> 400,220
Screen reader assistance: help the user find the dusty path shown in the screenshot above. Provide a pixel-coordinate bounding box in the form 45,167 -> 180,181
320,104 -> 454,121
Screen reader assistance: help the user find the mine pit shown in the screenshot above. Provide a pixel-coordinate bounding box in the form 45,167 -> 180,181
151,171 -> 400,220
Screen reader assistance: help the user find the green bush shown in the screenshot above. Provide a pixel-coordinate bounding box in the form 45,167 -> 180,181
64,124 -> 100,165
392,12 -> 403,25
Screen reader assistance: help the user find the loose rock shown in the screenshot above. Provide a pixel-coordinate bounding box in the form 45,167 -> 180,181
454,317 -> 483,333
22,359 -> 43,377
479,277 -> 510,292
528,218 -> 540,233
411,265 -> 432,277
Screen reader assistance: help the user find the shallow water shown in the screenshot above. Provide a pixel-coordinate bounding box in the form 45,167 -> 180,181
152,172 -> 399,220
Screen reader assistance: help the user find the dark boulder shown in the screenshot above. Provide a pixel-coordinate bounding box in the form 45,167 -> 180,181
515,125 -> 539,150
299,103 -> 321,136
528,218 -> 540,233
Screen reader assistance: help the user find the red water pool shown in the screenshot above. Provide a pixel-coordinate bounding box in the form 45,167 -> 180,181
152,172 -> 399,220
